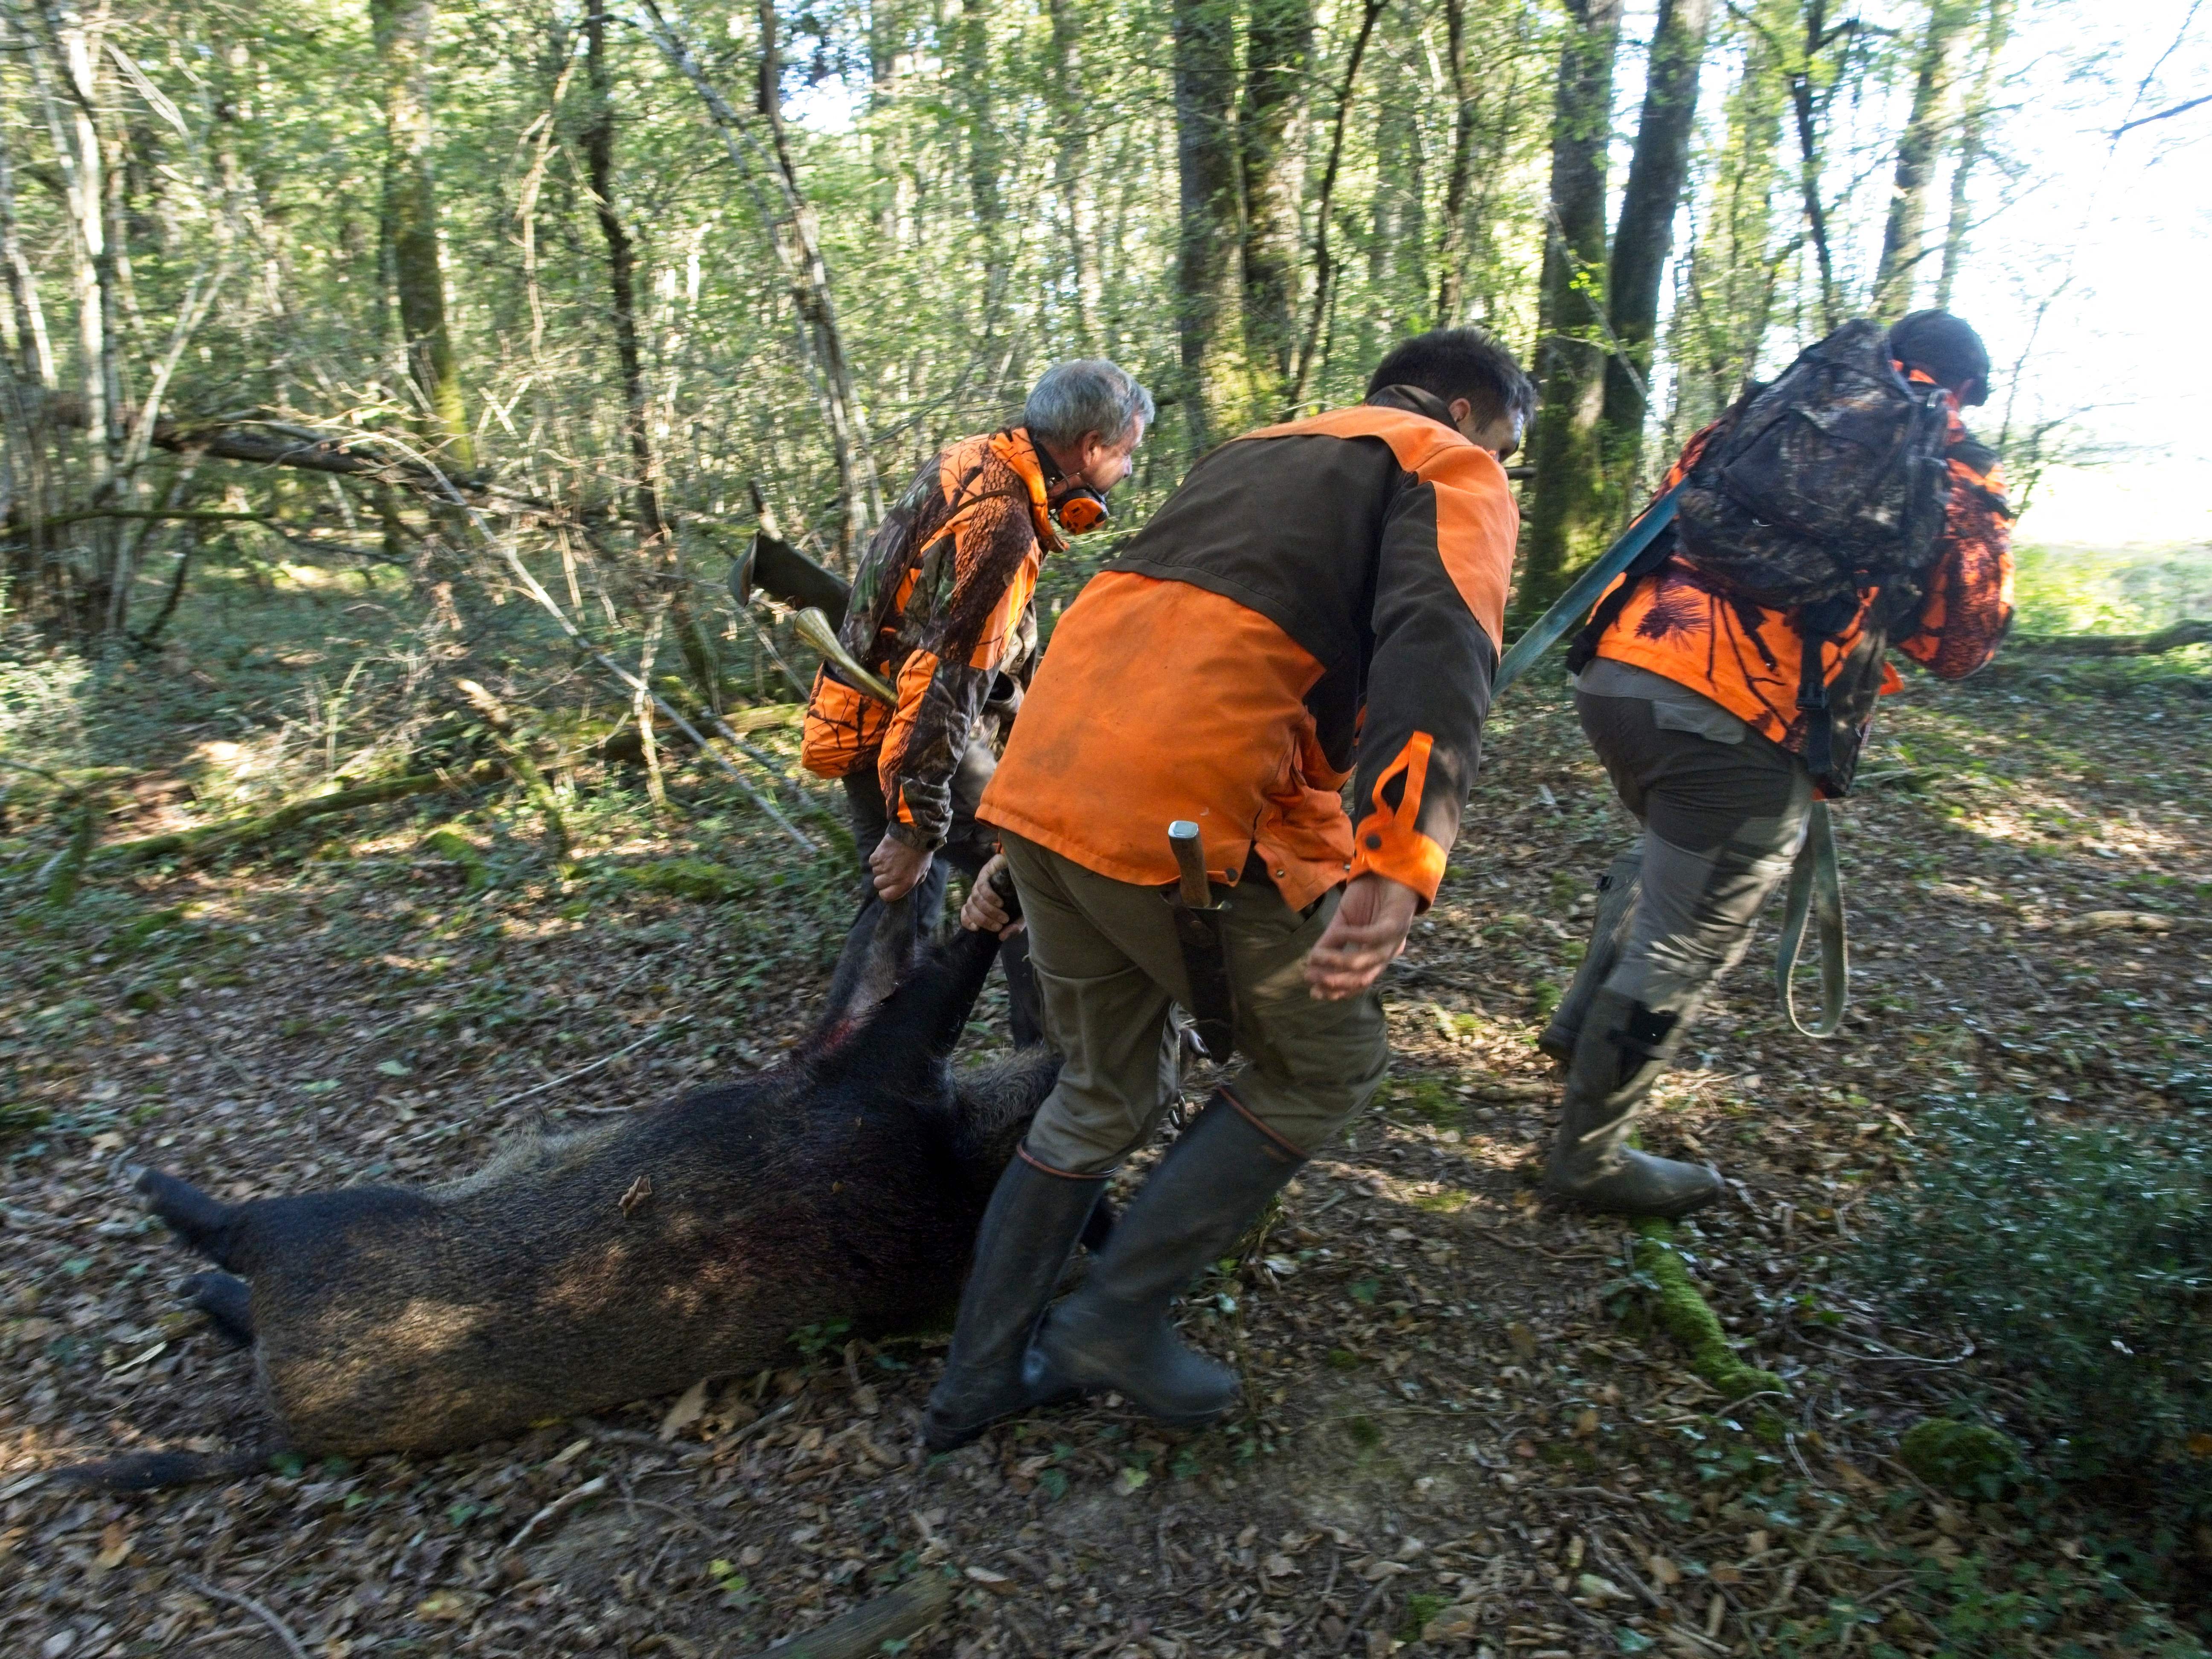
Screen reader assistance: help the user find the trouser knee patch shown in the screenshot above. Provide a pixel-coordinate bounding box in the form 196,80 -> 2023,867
1611,1002 -> 1679,1060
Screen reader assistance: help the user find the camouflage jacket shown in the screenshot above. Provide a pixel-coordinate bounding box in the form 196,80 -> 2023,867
800,428 -> 1062,849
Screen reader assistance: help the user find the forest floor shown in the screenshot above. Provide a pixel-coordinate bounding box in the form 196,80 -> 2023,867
3,576 -> 2209,1659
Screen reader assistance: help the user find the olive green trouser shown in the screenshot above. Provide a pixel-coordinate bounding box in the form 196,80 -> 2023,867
1000,831 -> 1390,1176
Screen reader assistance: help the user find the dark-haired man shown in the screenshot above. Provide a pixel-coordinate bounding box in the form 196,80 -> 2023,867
1537,309 -> 2015,1218
921,329 -> 1535,1449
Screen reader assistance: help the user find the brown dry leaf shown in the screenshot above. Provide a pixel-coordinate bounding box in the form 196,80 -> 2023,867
1647,1554 -> 1682,1587
93,1522 -> 132,1570
619,1173 -> 653,1217
416,1589 -> 484,1621
963,1566 -> 1015,1595
658,1377 -> 710,1440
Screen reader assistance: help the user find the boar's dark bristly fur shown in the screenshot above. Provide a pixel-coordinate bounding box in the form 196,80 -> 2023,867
68,922 -> 1058,1485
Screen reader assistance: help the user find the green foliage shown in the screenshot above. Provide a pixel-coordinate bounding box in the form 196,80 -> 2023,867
1861,1097 -> 2212,1532
1898,1417 -> 2022,1497
1398,1592 -> 1452,1642
605,856 -> 757,904
421,824 -> 492,891
2011,544 -> 2212,637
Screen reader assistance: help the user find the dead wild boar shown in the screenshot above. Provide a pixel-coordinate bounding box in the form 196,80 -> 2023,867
68,911 -> 1071,1488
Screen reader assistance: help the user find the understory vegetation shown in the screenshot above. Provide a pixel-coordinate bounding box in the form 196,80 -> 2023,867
3,558 -> 2208,1656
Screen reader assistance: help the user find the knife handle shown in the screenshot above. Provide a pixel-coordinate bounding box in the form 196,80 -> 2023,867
1167,821 -> 1212,908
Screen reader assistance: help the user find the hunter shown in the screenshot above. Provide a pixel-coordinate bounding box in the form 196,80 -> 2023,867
1539,309 -> 2016,1219
924,328 -> 1537,1449
799,360 -> 1153,1039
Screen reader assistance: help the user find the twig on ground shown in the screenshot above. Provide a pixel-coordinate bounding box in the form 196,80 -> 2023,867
504,1473 -> 611,1554
493,1017 -> 693,1112
713,1398 -> 800,1455
178,1573 -> 311,1659
743,1571 -> 954,1658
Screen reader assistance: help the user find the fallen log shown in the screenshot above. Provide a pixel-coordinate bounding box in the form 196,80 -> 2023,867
1629,1219 -> 1785,1403
2049,909 -> 2205,937
2008,619 -> 2210,658
95,762 -> 507,870
744,1574 -> 954,1659
24,394 -> 542,509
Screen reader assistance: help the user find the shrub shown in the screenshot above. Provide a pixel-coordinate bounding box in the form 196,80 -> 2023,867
1860,1097 -> 2212,1534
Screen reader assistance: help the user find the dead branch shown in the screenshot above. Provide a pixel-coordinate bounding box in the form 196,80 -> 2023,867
504,1473 -> 611,1554
2008,619 -> 2209,658
176,1573 -> 311,1659
93,761 -> 508,870
744,1572 -> 954,1659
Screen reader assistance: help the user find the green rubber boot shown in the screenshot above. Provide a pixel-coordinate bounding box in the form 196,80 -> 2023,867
1027,1094 -> 1302,1428
1540,848 -> 1643,1070
1544,988 -> 1723,1219
923,1153 -> 1108,1452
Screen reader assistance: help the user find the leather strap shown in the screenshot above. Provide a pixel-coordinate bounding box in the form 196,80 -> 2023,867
1774,800 -> 1848,1038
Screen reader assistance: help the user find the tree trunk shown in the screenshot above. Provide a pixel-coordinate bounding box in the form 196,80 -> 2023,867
1171,0 -> 1242,451
370,0 -> 473,469
580,7 -> 664,548
1369,67 -> 1426,332
1938,0 -> 2009,309
1787,0 -> 1842,332
1239,0 -> 1310,398
1872,0 -> 1969,315
1600,0 -> 1715,491
16,3 -> 125,633
635,0 -> 879,562
1434,0 -> 1476,326
957,0 -> 1008,338
1044,0 -> 1098,348
0,84 -> 54,388
1676,10 -> 1786,435
1516,0 -> 1624,627
1283,0 -> 1385,416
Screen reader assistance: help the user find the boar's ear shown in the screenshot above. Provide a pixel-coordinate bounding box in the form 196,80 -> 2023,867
814,922 -> 1004,1091
820,893 -> 923,1036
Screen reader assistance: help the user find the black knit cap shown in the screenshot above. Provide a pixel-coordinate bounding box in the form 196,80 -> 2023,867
1889,310 -> 1991,405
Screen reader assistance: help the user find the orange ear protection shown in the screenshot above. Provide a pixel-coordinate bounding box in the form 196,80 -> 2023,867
1052,486 -> 1111,535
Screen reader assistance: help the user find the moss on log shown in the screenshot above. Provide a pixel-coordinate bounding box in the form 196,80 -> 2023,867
96,763 -> 506,870
1631,1218 -> 1786,1401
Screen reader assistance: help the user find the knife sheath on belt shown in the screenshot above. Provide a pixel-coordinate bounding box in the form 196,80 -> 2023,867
1165,821 -> 1237,1062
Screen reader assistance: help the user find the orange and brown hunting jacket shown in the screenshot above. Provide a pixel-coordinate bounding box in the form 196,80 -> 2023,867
979,387 -> 1521,912
799,428 -> 1062,850
1592,366 -> 2015,767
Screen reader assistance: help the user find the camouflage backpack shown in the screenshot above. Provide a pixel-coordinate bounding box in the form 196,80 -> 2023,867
1674,318 -> 1956,611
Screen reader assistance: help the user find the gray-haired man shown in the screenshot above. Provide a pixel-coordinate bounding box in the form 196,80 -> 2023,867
801,360 -> 1153,1035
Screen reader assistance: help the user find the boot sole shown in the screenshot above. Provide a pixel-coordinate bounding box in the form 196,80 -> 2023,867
1542,1177 -> 1724,1222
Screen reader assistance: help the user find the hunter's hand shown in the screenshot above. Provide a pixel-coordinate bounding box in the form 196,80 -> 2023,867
960,853 -> 1025,939
1303,874 -> 1419,999
870,834 -> 934,901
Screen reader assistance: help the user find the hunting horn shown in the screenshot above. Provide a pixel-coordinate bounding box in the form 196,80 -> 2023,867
793,606 -> 896,704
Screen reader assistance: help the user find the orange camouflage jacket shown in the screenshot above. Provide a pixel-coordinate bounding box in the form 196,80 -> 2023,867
1592,367 -> 2014,785
799,428 -> 1062,849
